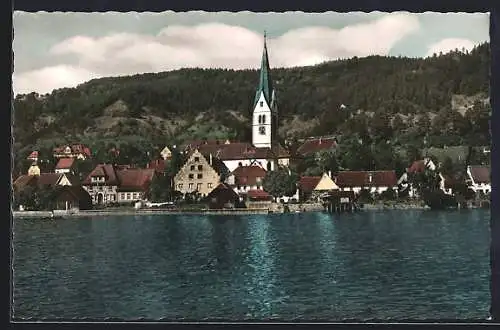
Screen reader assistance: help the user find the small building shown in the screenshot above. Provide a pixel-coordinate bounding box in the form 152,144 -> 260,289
398,158 -> 438,197
225,164 -> 267,195
160,146 -> 173,160
53,144 -> 91,160
52,186 -> 92,211
299,172 -> 339,202
322,190 -> 356,213
173,149 -> 229,197
204,183 -> 241,209
296,136 -> 337,157
116,168 -> 156,203
466,165 -> 491,194
55,158 -> 76,174
27,162 -> 41,176
335,170 -> 398,195
13,172 -> 74,191
81,164 -> 120,205
247,189 -> 273,202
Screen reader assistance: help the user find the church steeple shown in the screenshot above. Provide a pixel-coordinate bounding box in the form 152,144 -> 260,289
254,31 -> 274,108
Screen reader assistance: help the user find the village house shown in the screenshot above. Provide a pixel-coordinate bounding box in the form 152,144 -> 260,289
13,172 -> 76,193
173,149 -> 229,197
160,145 -> 174,160
466,165 -> 491,195
54,158 -> 76,174
52,186 -> 93,211
53,144 -> 92,160
225,164 -> 267,195
398,158 -> 437,197
298,172 -> 339,202
81,164 -> 156,205
204,183 -> 241,209
296,136 -> 338,157
115,168 -> 156,203
334,170 -> 398,195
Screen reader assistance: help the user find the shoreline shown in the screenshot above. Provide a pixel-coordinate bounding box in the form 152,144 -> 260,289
12,202 -> 487,219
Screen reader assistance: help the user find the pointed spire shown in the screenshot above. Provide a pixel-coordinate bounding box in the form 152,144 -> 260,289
254,31 -> 274,108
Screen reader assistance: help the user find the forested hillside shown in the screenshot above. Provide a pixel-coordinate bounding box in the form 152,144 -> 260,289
12,42 -> 490,173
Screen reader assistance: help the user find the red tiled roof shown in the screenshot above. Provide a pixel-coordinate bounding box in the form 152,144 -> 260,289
408,160 -> 428,173
247,189 -> 272,200
299,176 -> 321,193
232,165 -> 267,186
55,158 -> 75,170
27,151 -> 38,160
197,142 -> 289,161
297,137 -> 337,156
116,168 -> 156,192
182,139 -> 230,151
206,183 -> 240,200
13,175 -> 37,190
335,171 -> 397,188
469,165 -> 490,184
147,159 -> 167,173
82,164 -> 119,185
441,175 -> 455,189
53,144 -> 92,157
37,173 -> 63,186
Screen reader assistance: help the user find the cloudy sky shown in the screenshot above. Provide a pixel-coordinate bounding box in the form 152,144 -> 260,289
13,11 -> 489,96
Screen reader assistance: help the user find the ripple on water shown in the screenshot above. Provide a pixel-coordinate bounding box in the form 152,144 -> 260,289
12,210 -> 490,321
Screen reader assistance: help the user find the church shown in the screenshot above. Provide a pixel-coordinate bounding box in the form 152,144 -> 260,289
183,33 -> 291,173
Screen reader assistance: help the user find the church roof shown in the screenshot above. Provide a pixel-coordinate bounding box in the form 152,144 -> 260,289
254,33 -> 274,108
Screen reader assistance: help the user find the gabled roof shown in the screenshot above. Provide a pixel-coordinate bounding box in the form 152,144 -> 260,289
82,164 -> 119,185
53,185 -> 92,202
13,173 -> 64,190
206,183 -> 240,200
196,142 -> 289,161
55,158 -> 75,170
53,144 -> 91,157
116,168 -> 156,192
335,171 -> 397,188
468,165 -> 490,184
231,165 -> 267,186
298,176 -> 321,193
297,137 -> 337,156
181,139 -> 230,152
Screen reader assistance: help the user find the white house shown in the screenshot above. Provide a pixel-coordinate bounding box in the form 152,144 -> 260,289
335,171 -> 398,195
466,165 -> 491,194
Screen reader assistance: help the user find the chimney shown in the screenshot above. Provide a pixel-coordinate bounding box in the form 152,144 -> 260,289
368,173 -> 373,183
209,153 -> 213,165
328,170 -> 332,178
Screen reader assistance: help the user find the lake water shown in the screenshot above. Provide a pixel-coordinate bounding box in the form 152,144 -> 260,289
12,209 -> 490,321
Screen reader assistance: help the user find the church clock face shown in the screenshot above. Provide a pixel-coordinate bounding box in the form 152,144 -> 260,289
259,126 -> 266,135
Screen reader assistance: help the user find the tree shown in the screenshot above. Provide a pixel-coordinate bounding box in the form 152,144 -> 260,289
147,174 -> 173,202
262,167 -> 298,201
440,156 -> 454,176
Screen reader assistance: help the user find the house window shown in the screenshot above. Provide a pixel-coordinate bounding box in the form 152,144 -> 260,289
120,193 -> 125,199
189,174 -> 194,179
208,183 -> 213,189
194,157 -> 200,162
198,165 -> 203,171
259,126 -> 266,135
197,174 -> 203,179
190,165 -> 195,171
197,183 -> 202,191
260,101 -> 263,107
262,115 -> 266,124
126,193 -> 131,200
189,183 -> 194,190
178,184 -> 183,190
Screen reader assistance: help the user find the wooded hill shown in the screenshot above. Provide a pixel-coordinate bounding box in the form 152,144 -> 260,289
13,42 -> 490,168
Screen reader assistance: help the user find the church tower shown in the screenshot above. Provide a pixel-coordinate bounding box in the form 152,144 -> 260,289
252,32 -> 278,149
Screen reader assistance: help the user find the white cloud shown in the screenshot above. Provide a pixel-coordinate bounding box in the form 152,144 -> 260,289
426,38 -> 477,57
13,13 -> 420,95
12,65 -> 101,95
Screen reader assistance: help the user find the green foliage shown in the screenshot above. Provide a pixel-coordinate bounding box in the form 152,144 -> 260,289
262,167 -> 299,200
147,174 -> 172,202
13,185 -> 56,211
